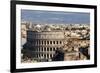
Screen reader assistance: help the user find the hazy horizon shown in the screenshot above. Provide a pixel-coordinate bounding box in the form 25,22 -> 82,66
21,10 -> 90,24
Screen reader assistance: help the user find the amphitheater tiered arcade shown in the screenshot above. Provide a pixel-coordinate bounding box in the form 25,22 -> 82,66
23,30 -> 65,62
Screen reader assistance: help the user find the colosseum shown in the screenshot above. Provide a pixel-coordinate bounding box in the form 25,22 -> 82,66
22,30 -> 65,61
22,30 -> 90,62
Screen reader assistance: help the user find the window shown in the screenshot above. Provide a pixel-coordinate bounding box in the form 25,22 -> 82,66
44,47 -> 46,51
47,54 -> 49,58
47,47 -> 49,51
47,41 -> 49,44
56,41 -> 58,44
41,47 -> 43,51
50,54 -> 52,58
44,41 -> 46,45
44,54 -> 46,58
53,48 -> 55,51
50,48 -> 52,51
50,41 -> 52,44
53,41 -> 55,44
42,41 -> 43,45
41,54 -> 43,57
60,41 -> 62,44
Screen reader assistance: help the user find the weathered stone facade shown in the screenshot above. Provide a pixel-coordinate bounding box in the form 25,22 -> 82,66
22,30 -> 90,62
23,30 -> 65,62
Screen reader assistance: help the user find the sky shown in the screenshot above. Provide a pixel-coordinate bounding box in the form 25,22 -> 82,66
21,10 -> 90,24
